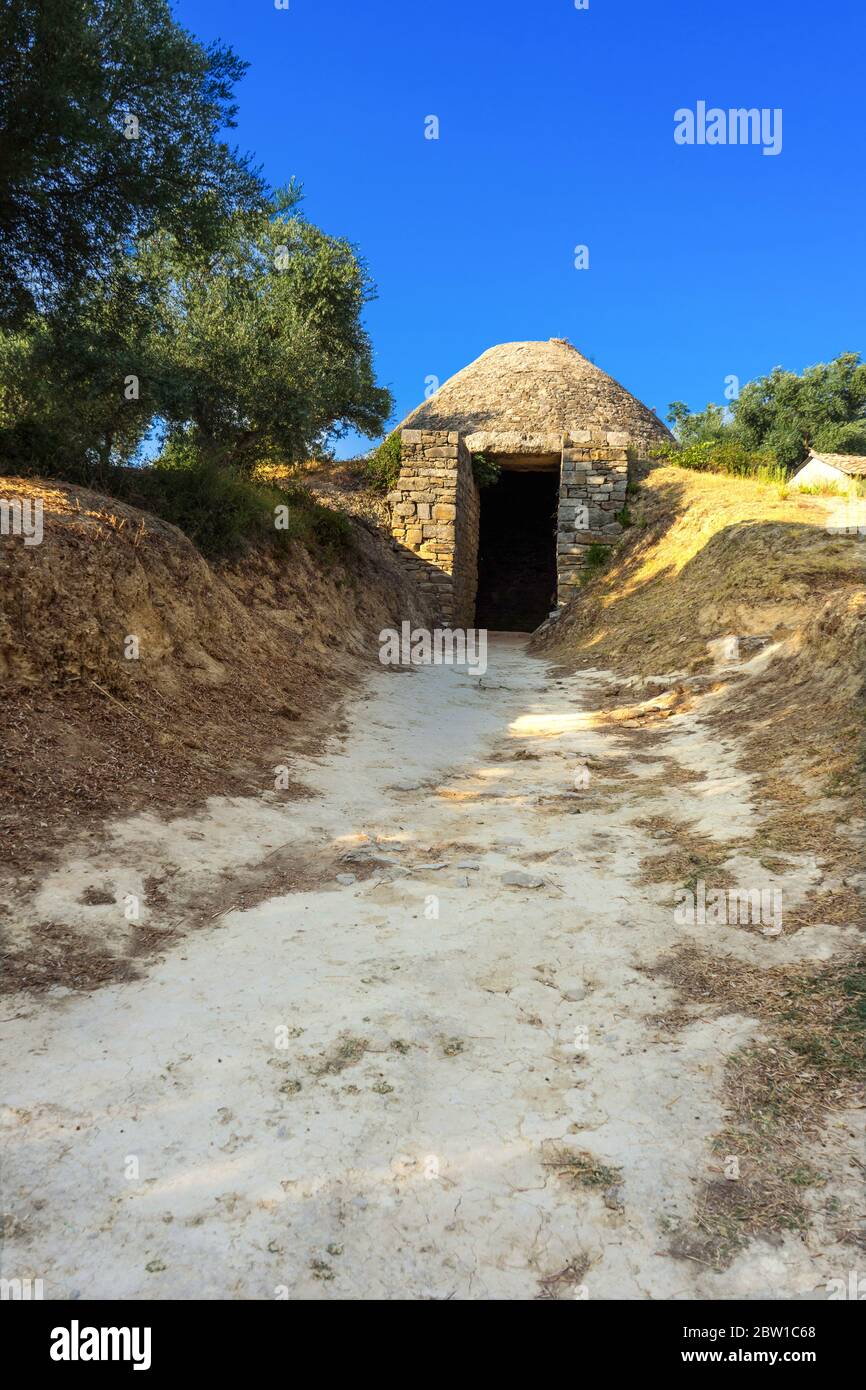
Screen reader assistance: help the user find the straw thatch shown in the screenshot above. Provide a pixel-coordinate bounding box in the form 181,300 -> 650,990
398,339 -> 673,457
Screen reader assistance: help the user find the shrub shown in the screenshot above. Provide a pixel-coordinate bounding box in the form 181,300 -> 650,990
652,438 -> 785,484
144,460 -> 351,560
147,456 -> 290,557
581,542 -> 610,582
364,432 -> 402,493
1,432 -> 351,561
299,495 -> 352,555
668,355 -> 866,470
472,453 -> 501,489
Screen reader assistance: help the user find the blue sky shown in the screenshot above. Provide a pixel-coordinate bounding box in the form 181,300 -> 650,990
176,0 -> 865,456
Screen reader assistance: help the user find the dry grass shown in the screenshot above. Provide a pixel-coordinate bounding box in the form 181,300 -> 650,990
674,1167 -> 823,1269
0,475 -> 432,884
785,885 -> 865,934
650,943 -> 866,1267
708,588 -> 865,833
543,1146 -> 624,1191
535,1253 -> 591,1300
534,463 -> 866,1268
633,815 -> 741,889
754,808 -> 856,868
313,1035 -> 369,1076
653,945 -> 865,1061
256,457 -> 390,529
534,467 -> 864,677
647,757 -> 708,786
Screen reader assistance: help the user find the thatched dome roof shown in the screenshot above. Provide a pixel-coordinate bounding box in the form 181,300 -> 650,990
399,338 -> 672,456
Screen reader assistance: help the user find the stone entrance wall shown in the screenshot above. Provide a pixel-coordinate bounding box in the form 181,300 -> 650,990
387,429 -> 480,627
556,429 -> 632,606
389,427 -> 633,624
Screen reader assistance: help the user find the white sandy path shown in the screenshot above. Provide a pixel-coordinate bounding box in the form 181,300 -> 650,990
0,637 -> 855,1300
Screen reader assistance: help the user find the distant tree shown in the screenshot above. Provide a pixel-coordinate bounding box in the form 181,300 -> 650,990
811,419 -> 866,456
667,354 -> 866,468
666,400 -> 730,446
0,0 -> 261,326
141,186 -> 393,470
734,354 -> 866,467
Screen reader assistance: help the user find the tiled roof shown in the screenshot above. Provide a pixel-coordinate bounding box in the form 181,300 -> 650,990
810,451 -> 866,477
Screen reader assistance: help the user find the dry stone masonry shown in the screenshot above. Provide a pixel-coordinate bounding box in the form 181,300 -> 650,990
557,430 -> 631,605
389,428 -> 634,623
386,340 -> 666,627
387,430 -> 480,627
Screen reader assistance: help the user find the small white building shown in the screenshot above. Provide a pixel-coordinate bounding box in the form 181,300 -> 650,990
790,450 -> 866,492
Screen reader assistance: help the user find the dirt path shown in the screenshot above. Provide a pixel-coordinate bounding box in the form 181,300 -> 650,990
1,637 -> 858,1299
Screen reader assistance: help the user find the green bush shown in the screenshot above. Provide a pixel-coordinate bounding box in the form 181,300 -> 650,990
0,414 -> 82,480
472,453 -> 501,489
652,438 -> 786,484
1,429 -> 351,561
145,459 -> 351,560
299,495 -> 352,555
364,432 -> 403,493
147,455 -> 290,557
667,355 -> 866,470
581,542 -> 610,582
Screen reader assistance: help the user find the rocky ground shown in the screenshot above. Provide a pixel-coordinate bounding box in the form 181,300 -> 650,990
2,635 -> 862,1299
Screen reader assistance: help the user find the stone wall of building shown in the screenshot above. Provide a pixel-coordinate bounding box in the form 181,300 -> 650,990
388,430 -> 480,627
451,437 -> 481,627
389,425 -> 637,624
556,430 -> 632,607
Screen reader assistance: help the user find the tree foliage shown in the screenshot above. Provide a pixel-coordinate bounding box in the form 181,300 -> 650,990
734,355 -> 866,467
0,0 -> 261,326
665,400 -> 730,447
0,263 -> 162,474
667,354 -> 866,469
142,186 -> 392,470
0,9 -> 392,546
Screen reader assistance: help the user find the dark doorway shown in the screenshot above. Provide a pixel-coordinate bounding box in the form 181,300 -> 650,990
474,469 -> 559,631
